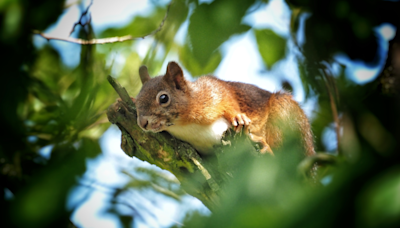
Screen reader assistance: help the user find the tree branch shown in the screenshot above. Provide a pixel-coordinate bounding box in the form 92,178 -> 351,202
33,1 -> 172,45
106,75 -> 237,210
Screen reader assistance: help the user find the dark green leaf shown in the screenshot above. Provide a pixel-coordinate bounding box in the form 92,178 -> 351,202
188,0 -> 255,66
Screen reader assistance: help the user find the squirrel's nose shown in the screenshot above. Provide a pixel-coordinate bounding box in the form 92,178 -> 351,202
138,116 -> 149,130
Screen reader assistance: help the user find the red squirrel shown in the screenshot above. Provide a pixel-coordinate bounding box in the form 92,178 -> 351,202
134,61 -> 315,156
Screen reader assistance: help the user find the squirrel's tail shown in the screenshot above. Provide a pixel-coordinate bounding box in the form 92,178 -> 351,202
266,91 -> 315,157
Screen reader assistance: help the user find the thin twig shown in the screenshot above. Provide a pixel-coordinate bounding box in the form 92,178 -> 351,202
78,180 -> 145,221
321,67 -> 341,156
107,75 -> 135,107
34,1 -> 172,45
79,179 -> 121,194
70,0 -> 93,36
33,32 -> 134,44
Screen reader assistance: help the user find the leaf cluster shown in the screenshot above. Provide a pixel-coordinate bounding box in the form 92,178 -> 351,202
0,1 -> 118,227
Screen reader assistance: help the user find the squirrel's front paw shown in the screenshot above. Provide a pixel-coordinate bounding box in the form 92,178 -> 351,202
231,113 -> 251,133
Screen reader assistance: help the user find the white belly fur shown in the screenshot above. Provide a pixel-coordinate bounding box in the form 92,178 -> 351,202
166,117 -> 230,154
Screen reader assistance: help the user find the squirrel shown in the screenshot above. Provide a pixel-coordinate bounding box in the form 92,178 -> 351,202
134,61 -> 315,157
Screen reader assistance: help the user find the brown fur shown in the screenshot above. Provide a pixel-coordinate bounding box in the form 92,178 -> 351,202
135,62 -> 315,156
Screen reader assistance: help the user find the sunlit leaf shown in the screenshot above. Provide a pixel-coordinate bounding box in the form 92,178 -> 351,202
179,44 -> 222,76
254,28 -> 287,70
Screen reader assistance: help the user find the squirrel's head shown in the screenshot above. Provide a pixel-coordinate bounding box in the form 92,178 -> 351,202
135,61 -> 189,133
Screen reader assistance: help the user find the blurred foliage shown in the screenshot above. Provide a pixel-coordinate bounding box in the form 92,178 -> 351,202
1,0 -> 400,227
106,168 -> 184,228
0,0 -> 115,227
357,167 -> 400,227
101,7 -> 168,38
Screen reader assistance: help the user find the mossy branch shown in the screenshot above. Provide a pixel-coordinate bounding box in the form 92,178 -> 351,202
106,75 -> 232,210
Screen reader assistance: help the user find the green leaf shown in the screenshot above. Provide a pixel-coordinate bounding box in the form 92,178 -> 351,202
254,28 -> 287,70
179,44 -> 222,77
100,7 -> 166,38
188,0 -> 255,67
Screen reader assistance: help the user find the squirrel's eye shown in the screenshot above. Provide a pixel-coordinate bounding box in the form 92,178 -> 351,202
159,94 -> 169,104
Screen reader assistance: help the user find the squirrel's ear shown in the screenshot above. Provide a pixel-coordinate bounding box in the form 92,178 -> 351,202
139,65 -> 151,84
165,61 -> 187,91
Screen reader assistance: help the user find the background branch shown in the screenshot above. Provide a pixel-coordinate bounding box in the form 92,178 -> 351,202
321,67 -> 341,156
33,1 -> 172,45
69,0 -> 93,36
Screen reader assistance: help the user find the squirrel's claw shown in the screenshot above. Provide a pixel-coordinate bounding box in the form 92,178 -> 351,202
232,113 -> 251,134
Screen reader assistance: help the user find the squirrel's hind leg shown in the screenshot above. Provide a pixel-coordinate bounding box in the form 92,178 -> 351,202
249,133 -> 274,155
227,113 -> 273,155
